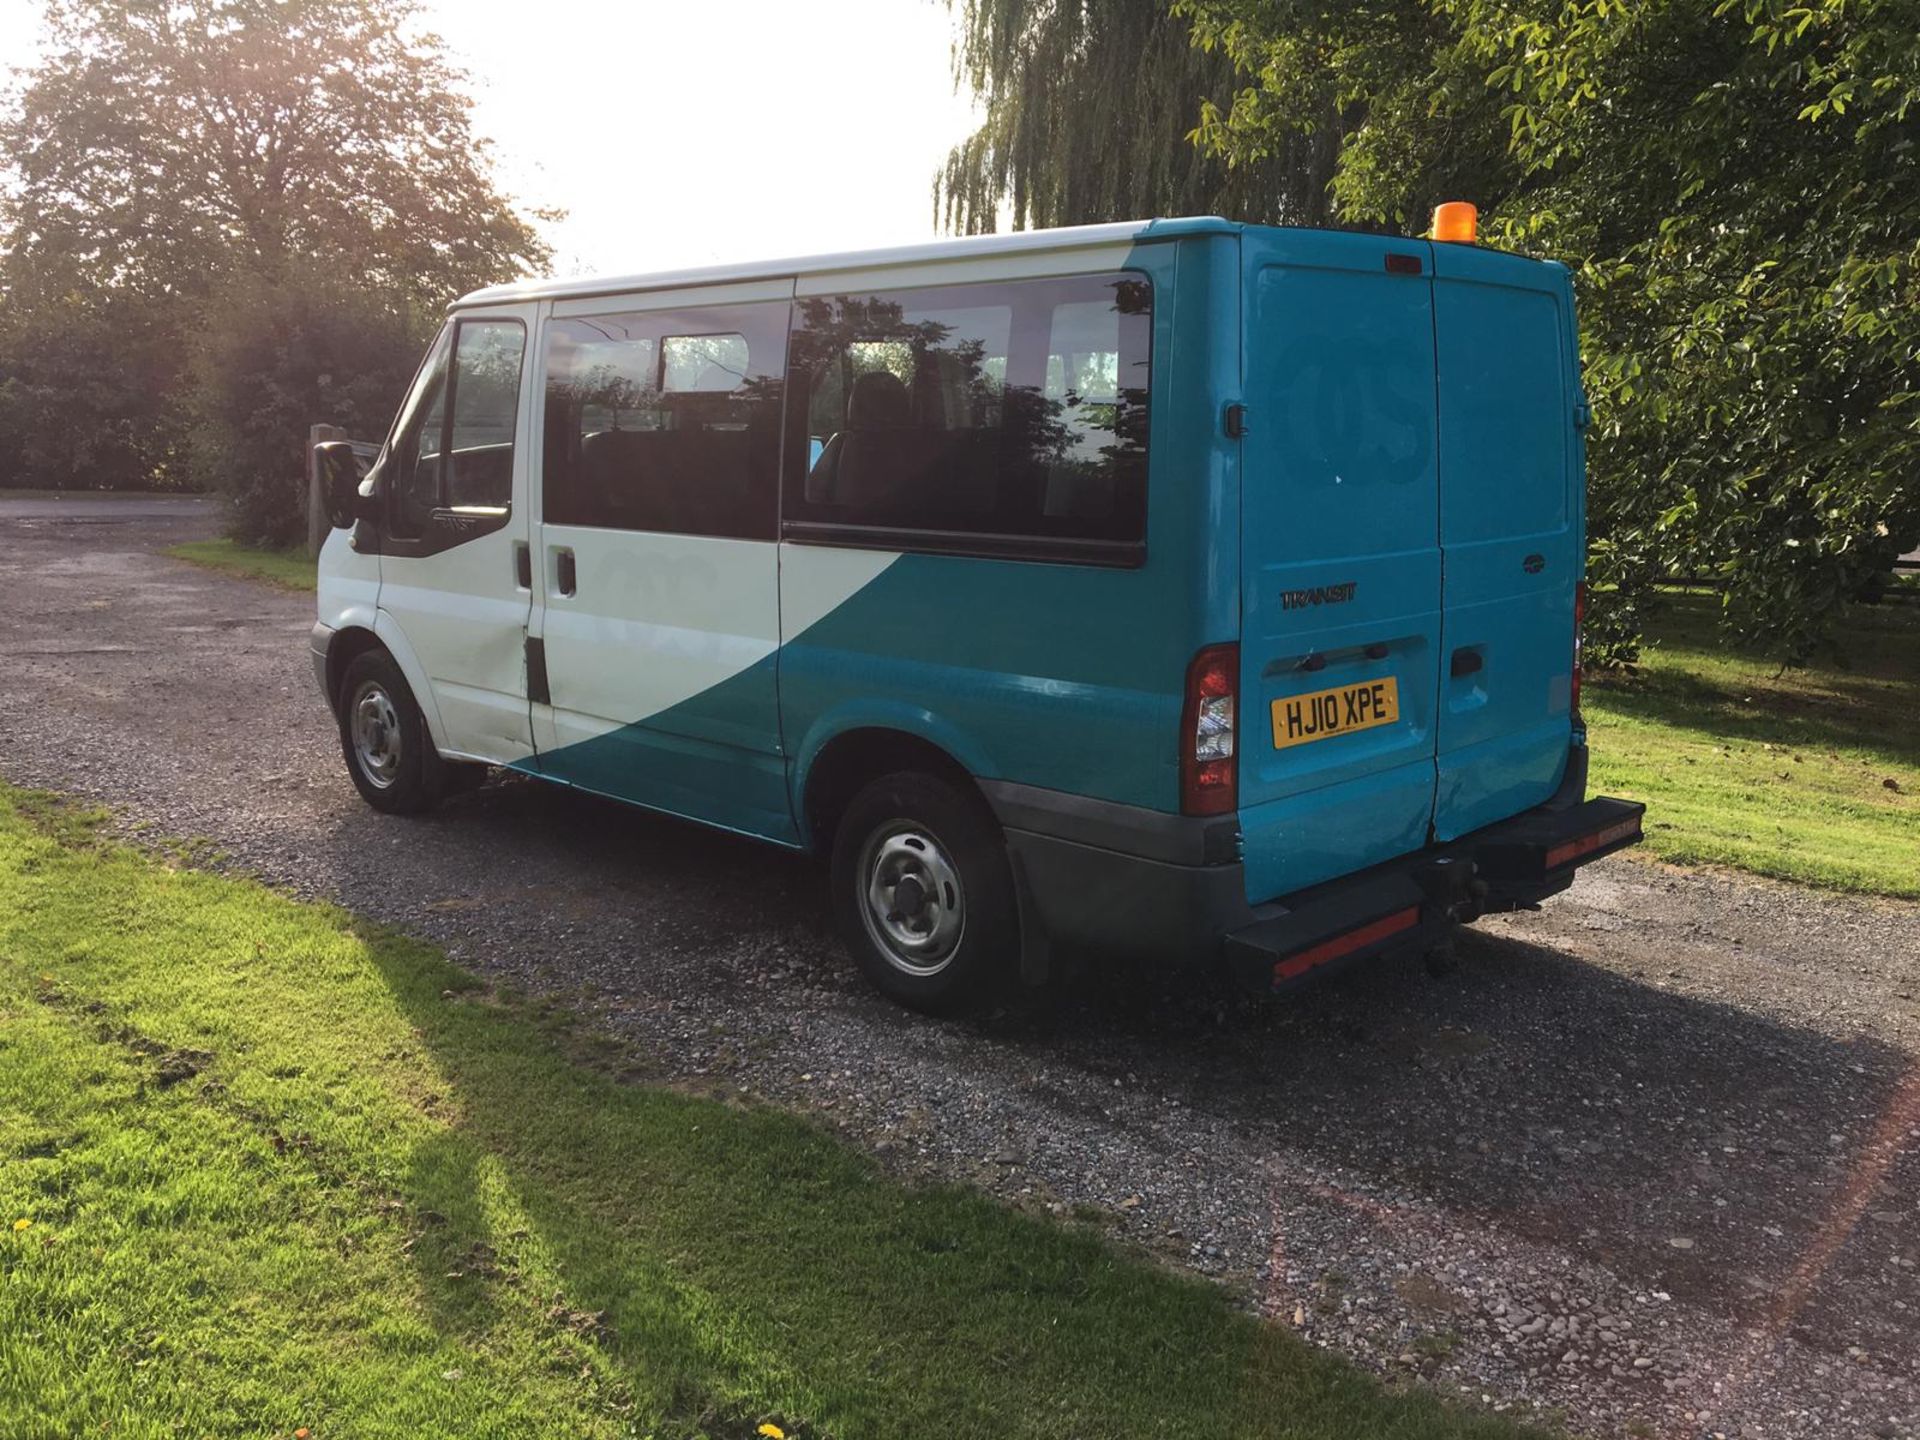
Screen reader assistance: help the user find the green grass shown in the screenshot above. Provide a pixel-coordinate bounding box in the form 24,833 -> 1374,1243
1585,590 -> 1920,897
0,784 -> 1542,1440
166,537 -> 316,590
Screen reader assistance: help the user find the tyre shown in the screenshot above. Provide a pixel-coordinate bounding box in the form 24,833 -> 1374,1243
830,770 -> 1020,1015
335,649 -> 446,814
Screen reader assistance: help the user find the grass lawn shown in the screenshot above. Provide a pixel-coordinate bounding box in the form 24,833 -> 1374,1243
1585,590 -> 1919,898
166,538 -> 316,591
0,784 -> 1539,1440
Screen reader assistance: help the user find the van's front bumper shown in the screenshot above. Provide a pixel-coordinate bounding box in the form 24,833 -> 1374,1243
982,747 -> 1644,994
309,621 -> 336,700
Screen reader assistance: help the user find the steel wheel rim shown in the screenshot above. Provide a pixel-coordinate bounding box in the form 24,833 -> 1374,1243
859,822 -> 966,976
349,681 -> 403,789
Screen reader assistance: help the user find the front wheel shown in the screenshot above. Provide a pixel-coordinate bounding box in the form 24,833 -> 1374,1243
336,649 -> 446,814
830,771 -> 1020,1015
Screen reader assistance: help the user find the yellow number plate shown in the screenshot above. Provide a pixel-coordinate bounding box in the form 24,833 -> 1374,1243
1271,676 -> 1401,750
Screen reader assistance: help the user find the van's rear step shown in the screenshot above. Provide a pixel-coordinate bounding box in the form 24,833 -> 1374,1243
1223,795 -> 1645,995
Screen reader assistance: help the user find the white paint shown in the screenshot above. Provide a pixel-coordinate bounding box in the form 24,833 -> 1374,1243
535,530 -> 780,751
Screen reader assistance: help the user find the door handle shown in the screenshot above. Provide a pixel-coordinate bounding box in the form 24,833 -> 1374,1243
513,541 -> 531,589
1450,647 -> 1484,679
554,547 -> 576,597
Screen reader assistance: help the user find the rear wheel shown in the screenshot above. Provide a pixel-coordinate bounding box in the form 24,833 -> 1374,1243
336,649 -> 446,814
830,770 -> 1019,1015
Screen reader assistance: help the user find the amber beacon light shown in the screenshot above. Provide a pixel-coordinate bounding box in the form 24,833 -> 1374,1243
1432,201 -> 1478,244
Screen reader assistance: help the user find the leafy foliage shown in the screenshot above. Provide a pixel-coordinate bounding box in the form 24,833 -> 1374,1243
3,0 -> 546,310
1176,0 -> 1920,663
188,278 -> 430,546
937,0 -> 1338,233
0,290 -> 186,491
0,0 -> 548,534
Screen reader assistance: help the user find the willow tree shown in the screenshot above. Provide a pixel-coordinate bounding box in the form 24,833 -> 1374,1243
936,0 -> 1337,233
941,0 -> 1920,661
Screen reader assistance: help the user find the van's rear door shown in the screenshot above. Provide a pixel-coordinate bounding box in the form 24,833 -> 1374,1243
1429,247 -> 1581,839
1238,229 -> 1443,900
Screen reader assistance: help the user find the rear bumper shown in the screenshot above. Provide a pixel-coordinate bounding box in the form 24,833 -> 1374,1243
982,746 -> 1644,992
1220,791 -> 1643,995
983,780 -> 1253,968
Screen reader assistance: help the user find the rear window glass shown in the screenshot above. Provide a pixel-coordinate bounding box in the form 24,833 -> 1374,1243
785,271 -> 1151,562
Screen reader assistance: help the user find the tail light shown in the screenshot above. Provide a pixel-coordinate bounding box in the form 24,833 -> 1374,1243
1571,582 -> 1587,718
1181,643 -> 1238,816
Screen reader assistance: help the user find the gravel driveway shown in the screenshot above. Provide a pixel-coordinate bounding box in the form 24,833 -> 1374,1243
3,494 -> 1916,1440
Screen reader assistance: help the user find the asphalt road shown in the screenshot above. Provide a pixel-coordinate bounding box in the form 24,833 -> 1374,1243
2,493 -> 1916,1440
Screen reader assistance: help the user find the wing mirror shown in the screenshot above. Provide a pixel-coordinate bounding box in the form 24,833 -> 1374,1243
316,441 -> 374,529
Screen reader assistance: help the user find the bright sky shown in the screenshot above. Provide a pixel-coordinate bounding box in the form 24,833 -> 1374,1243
0,0 -> 986,279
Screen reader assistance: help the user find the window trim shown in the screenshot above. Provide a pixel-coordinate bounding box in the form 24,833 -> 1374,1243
379,324 -> 451,544
778,269 -> 1153,570
781,519 -> 1145,569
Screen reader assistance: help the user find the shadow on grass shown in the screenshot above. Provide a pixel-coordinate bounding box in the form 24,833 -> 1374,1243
363,919 -> 1545,1439
1589,591 -> 1920,763
360,771 -> 1920,1425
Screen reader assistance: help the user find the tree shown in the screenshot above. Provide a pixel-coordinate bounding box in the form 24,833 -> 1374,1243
188,278 -> 431,545
936,0 -> 1338,234
0,289 -> 187,490
2,0 -> 546,310
0,0 -> 549,523
1181,0 -> 1920,662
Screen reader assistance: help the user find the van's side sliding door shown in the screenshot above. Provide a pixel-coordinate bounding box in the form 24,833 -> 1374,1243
524,280 -> 799,843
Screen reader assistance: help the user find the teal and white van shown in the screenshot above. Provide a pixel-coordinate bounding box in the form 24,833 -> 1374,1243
311,215 -> 1643,1013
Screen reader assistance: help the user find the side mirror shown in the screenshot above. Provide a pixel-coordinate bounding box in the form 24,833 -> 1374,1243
317,441 -> 372,529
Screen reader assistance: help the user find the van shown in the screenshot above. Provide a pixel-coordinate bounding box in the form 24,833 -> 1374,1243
311,216 -> 1644,1013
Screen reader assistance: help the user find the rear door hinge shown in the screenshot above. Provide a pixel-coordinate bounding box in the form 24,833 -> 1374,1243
1574,395 -> 1592,431
1224,402 -> 1249,439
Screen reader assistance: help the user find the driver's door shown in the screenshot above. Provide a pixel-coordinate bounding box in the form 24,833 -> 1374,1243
375,308 -> 538,763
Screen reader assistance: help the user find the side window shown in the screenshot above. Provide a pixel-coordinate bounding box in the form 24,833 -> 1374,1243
445,320 -> 527,511
785,271 -> 1151,563
387,318 -> 525,535
387,326 -> 451,539
541,301 -> 787,539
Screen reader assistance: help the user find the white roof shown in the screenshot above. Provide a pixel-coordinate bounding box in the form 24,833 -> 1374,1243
453,217 -> 1240,309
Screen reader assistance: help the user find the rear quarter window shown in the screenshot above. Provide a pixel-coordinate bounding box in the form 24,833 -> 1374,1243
785,271 -> 1151,566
